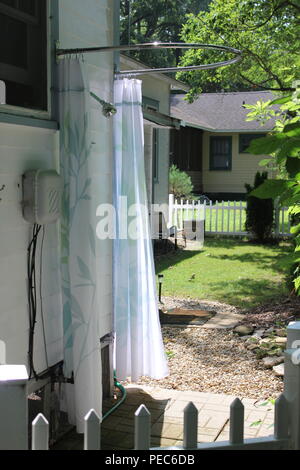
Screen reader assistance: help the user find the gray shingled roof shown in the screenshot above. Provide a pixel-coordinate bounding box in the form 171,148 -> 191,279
170,91 -> 276,132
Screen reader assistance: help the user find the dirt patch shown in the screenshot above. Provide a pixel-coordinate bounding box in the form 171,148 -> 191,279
160,296 -> 239,315
161,294 -> 300,329
238,295 -> 300,328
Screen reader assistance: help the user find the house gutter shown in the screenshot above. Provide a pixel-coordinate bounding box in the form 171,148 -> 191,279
144,107 -> 181,129
179,120 -> 272,133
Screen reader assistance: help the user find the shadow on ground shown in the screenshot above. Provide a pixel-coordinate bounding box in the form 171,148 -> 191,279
155,238 -> 295,308
206,278 -> 287,308
51,387 -> 170,451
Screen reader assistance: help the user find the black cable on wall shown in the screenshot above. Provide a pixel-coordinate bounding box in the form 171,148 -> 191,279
27,224 -> 42,380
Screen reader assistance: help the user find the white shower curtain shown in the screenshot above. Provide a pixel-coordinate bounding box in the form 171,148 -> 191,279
113,78 -> 169,381
58,59 -> 102,432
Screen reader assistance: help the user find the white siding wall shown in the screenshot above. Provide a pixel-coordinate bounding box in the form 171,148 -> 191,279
0,0 -> 114,374
140,76 -> 170,207
0,124 -> 63,370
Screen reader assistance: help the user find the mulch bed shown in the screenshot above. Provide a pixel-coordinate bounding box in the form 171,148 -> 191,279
238,295 -> 300,329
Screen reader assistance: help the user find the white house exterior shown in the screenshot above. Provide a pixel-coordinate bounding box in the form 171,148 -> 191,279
0,0 -> 116,424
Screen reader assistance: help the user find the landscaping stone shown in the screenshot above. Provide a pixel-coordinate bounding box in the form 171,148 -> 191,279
202,311 -> 244,329
262,356 -> 284,369
263,327 -> 275,337
274,337 -> 287,346
233,325 -> 254,336
259,337 -> 275,345
253,329 -> 265,338
273,363 -> 284,377
247,343 -> 259,352
252,334 -> 264,342
275,329 -> 287,337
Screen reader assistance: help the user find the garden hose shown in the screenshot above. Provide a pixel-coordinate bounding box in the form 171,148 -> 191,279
102,372 -> 127,421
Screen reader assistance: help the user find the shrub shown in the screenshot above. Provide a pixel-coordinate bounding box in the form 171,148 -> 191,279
245,172 -> 274,243
169,165 -> 193,198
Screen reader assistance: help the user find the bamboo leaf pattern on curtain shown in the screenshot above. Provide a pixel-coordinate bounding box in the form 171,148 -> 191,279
58,58 -> 102,433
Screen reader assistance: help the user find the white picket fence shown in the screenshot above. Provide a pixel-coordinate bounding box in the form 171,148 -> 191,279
2,322 -> 300,450
169,194 -> 291,237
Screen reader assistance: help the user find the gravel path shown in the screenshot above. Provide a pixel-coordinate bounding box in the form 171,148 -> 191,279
129,326 -> 283,399
123,296 -> 284,399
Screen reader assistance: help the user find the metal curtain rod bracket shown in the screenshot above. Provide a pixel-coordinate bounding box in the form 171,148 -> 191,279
56,42 -> 242,76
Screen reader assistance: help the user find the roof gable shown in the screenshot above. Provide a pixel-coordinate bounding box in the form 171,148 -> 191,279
170,91 -> 277,132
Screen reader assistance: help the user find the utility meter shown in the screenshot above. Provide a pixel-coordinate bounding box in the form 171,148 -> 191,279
22,169 -> 62,225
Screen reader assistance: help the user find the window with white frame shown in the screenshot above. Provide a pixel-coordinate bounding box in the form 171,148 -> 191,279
0,0 -> 47,110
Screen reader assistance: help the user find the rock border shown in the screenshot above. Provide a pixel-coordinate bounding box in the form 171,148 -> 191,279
233,325 -> 286,377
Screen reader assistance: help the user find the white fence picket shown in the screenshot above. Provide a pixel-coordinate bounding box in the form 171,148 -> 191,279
5,322 -> 300,451
221,200 -> 225,232
227,200 -> 230,233
239,200 -> 243,232
229,398 -> 244,445
180,199 -> 184,231
134,405 -> 150,450
197,200 -> 201,222
183,402 -> 198,449
233,203 -> 236,234
84,409 -> 101,450
32,413 -> 49,450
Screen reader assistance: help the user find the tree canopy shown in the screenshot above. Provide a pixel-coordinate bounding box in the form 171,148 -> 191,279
178,0 -> 300,100
120,0 -> 210,68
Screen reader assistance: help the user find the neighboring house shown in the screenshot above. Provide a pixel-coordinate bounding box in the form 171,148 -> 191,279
120,55 -> 188,216
0,0 -> 116,424
170,91 -> 276,200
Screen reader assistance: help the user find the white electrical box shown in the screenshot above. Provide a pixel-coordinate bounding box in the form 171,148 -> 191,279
22,170 -> 62,225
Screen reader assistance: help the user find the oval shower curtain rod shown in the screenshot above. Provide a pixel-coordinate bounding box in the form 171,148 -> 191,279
56,42 -> 242,76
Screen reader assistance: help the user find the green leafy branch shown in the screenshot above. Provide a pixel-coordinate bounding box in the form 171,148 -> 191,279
245,85 -> 300,293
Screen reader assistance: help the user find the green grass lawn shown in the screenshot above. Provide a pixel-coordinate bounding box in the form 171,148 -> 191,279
156,238 -> 296,309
